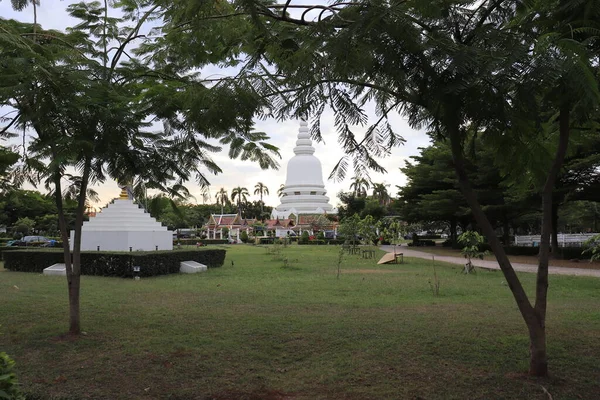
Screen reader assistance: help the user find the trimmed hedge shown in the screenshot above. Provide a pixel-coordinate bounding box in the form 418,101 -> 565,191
0,246 -> 29,261
174,239 -> 229,245
556,247 -> 587,260
297,240 -> 327,245
416,235 -> 442,240
3,249 -> 226,278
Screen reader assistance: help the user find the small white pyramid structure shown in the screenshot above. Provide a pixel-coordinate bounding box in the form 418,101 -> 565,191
70,187 -> 173,251
272,119 -> 336,219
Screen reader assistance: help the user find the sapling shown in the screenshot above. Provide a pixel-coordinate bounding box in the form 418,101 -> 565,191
457,231 -> 488,274
583,234 -> 600,261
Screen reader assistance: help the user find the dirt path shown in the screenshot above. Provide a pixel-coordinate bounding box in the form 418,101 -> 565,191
380,245 -> 600,278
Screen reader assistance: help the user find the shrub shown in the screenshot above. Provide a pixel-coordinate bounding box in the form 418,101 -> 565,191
240,231 -> 249,243
0,352 -> 25,400
458,231 -> 488,273
316,231 -> 325,241
259,237 -> 275,245
558,246 -> 588,260
0,246 -> 28,261
416,234 -> 441,240
174,239 -> 228,246
299,231 -> 310,244
3,249 -> 226,277
298,240 -> 326,245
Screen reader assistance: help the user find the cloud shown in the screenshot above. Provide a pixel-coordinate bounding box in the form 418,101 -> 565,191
1,0 -> 432,210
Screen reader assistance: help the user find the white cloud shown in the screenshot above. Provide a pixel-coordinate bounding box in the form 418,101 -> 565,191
1,0 -> 432,209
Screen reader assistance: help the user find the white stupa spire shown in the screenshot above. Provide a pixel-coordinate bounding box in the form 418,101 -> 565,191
272,120 -> 336,219
293,120 -> 315,155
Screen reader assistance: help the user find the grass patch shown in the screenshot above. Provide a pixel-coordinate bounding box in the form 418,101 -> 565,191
0,245 -> 599,399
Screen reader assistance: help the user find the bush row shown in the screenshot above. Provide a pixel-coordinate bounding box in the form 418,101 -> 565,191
443,239 -> 590,259
174,239 -> 229,245
3,249 -> 226,278
408,240 -> 436,247
415,235 -> 442,240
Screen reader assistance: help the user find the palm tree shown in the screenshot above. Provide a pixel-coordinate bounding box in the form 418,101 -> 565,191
349,176 -> 370,197
9,0 -> 39,38
231,186 -> 249,216
254,182 -> 269,212
277,184 -> 285,197
215,187 -> 229,215
372,183 -> 391,205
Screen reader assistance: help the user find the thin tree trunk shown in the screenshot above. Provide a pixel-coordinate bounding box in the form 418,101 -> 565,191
532,106 -> 571,376
447,125 -> 544,375
68,157 -> 92,335
450,218 -> 457,246
551,201 -> 559,256
503,214 -> 510,246
32,0 -> 37,39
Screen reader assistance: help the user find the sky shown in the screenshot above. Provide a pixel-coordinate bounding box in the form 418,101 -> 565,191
0,0 -> 432,209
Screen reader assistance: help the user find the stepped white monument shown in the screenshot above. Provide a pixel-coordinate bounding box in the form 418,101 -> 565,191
272,120 -> 336,219
70,186 -> 173,251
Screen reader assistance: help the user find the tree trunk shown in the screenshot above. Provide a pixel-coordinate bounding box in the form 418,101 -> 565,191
50,156 -> 80,335
503,214 -> 510,246
450,218 -> 457,246
530,105 -> 571,376
447,124 -> 543,376
528,317 -> 548,377
68,158 -> 93,335
551,201 -> 559,256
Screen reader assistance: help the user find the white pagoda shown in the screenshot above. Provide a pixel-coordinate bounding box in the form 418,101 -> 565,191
272,120 -> 336,219
70,187 -> 173,251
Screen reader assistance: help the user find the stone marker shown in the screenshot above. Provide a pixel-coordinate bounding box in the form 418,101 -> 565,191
43,263 -> 66,276
180,261 -> 208,274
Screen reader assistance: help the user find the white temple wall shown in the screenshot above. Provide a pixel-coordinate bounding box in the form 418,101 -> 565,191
70,230 -> 173,251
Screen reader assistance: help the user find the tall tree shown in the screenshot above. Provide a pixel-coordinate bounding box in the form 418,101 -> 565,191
277,183 -> 285,197
371,182 -> 391,206
169,0 -> 598,376
4,0 -> 39,37
215,187 -> 230,215
231,186 -> 249,216
349,176 -> 370,197
0,1 -> 279,335
253,181 -> 269,212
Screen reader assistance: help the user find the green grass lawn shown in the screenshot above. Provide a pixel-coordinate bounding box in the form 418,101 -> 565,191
1,245 -> 599,400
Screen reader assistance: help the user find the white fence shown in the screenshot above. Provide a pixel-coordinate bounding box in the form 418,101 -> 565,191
514,234 -> 598,247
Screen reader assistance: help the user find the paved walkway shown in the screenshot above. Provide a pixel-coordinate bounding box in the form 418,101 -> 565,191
380,245 -> 600,278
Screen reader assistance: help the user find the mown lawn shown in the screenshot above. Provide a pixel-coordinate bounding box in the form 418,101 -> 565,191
0,245 -> 599,400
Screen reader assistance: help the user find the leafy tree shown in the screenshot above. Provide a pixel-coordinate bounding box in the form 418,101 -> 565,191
372,182 -> 391,206
349,176 -> 370,197
0,1 -> 279,336
231,186 -> 250,216
277,184 -> 285,197
583,234 -> 600,261
215,187 -> 230,215
458,231 -> 488,274
0,146 -> 19,193
35,214 -> 58,236
336,191 -> 366,221
240,230 -> 249,243
253,181 -> 269,212
205,0 -> 599,376
11,216 -> 35,236
338,214 -> 361,247
0,352 -> 25,400
358,215 -> 378,246
299,230 -> 309,244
